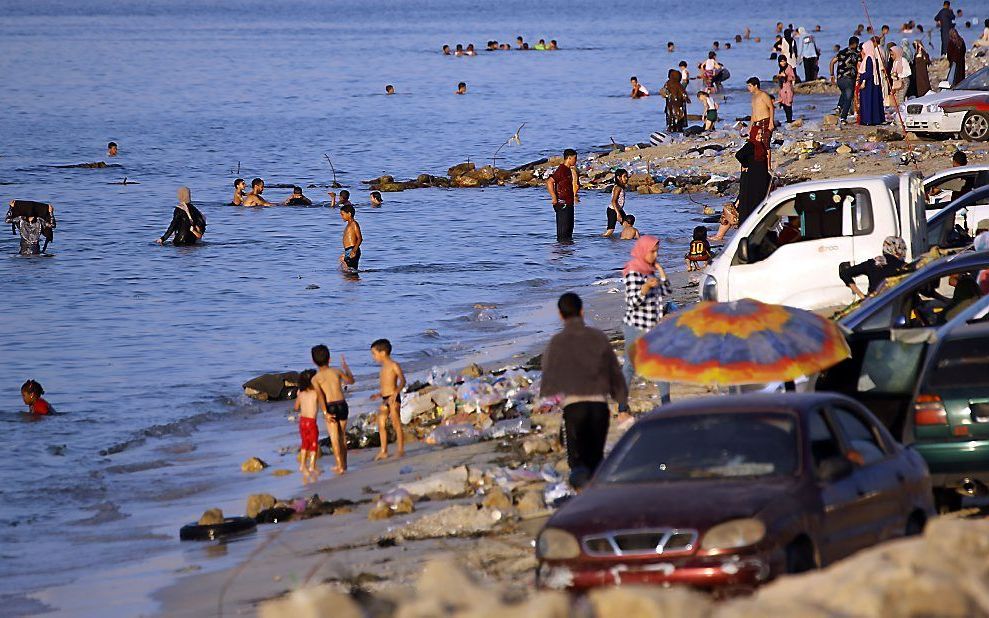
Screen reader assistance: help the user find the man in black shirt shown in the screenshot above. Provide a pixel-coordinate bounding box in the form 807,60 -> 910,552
830,36 -> 860,123
935,1 -> 955,56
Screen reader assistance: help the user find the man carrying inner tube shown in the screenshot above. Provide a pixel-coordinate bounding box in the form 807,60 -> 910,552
6,200 -> 55,255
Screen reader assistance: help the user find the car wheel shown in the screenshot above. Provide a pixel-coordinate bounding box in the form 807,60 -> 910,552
933,488 -> 964,514
961,112 -> 989,142
784,538 -> 816,574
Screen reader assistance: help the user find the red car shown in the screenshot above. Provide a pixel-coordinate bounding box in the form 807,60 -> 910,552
535,393 -> 934,592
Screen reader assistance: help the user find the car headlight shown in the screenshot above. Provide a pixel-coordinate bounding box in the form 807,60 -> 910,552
701,275 -> 718,301
700,518 -> 766,551
926,104 -> 943,113
537,528 -> 581,559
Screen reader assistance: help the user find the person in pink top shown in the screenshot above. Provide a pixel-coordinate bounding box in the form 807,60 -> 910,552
776,56 -> 796,123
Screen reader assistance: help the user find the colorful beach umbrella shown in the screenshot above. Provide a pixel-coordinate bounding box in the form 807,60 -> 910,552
631,299 -> 850,386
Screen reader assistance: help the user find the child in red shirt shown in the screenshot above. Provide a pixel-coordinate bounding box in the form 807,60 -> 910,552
22,379 -> 52,415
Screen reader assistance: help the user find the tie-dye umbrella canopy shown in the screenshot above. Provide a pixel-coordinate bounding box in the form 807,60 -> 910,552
631,299 -> 850,386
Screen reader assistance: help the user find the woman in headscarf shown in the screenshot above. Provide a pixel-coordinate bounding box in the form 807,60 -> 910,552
661,68 -> 689,132
839,236 -> 907,299
157,187 -> 207,246
776,56 -> 796,123
889,45 -> 911,104
780,29 -> 798,70
946,28 -> 966,86
621,235 -> 670,408
910,40 -> 932,97
857,37 -> 885,125
735,141 -> 771,224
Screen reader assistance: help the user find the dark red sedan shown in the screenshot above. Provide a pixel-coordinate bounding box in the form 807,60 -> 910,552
535,393 -> 934,592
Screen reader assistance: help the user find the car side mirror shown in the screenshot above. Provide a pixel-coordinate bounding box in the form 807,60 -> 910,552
817,456 -> 855,482
739,237 -> 750,263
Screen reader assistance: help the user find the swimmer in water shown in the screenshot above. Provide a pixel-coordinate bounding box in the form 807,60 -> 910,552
630,76 -> 650,98
370,191 -> 383,207
328,189 -> 353,208
22,379 -> 52,415
231,178 -> 246,205
667,41 -> 675,52
456,81 -> 467,94
442,44 -> 451,55
283,186 -> 312,206
340,204 -> 362,271
107,142 -> 118,157
242,178 -> 272,207
385,84 -> 395,95
549,39 -> 558,50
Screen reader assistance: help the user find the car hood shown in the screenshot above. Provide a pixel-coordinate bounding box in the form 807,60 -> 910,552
547,477 -> 801,534
908,89 -> 983,108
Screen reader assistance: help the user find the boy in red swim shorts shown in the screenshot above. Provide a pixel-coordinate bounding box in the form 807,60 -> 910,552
21,379 -> 52,415
293,370 -> 324,476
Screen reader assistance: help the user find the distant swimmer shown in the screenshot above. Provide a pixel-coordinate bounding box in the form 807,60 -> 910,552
242,178 -> 272,207
465,43 -> 477,56
21,379 -> 52,415
370,191 -> 383,207
385,84 -> 396,95
549,39 -> 559,50
630,76 -> 650,98
157,187 -> 206,246
442,44 -> 452,55
516,36 -> 525,49
667,41 -> 675,52
283,186 -> 312,206
456,81 -> 467,95
455,43 -> 465,56
535,38 -> 547,50
107,142 -> 118,157
339,204 -> 362,271
5,199 -> 55,255
328,189 -> 353,208
231,178 -> 246,205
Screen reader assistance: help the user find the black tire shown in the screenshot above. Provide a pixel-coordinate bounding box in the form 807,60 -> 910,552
784,538 -> 816,574
933,488 -> 964,514
180,516 -> 257,541
961,112 -> 989,142
905,511 -> 926,536
254,507 -> 296,524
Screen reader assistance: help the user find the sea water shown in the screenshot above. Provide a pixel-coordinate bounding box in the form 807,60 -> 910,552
0,0 -> 941,611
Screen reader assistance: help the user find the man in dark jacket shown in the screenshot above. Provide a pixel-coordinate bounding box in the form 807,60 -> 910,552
540,292 -> 628,488
546,149 -> 579,242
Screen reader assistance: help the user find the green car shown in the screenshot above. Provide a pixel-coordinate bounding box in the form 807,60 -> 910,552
820,288 -> 989,512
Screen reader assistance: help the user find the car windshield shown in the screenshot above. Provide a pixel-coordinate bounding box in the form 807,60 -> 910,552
953,68 -> 989,92
598,413 -> 799,483
927,338 -> 989,388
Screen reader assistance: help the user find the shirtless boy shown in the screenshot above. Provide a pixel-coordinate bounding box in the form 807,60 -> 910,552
340,204 -> 362,270
327,189 -> 353,208
311,344 -> 354,474
746,77 -> 775,162
231,178 -> 246,205
242,178 -> 273,207
370,339 -> 406,460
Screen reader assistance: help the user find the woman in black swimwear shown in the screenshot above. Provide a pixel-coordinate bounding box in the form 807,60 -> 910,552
157,187 -> 206,246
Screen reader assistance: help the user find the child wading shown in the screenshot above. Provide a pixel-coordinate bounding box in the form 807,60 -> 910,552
311,344 -> 355,475
685,225 -> 713,270
619,214 -> 640,240
370,339 -> 406,460
21,379 -> 52,415
294,369 -> 324,477
602,169 -> 629,237
698,91 -> 719,131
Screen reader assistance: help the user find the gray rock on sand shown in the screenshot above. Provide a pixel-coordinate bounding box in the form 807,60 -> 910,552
198,508 -> 225,526
397,465 -> 470,499
246,493 -> 277,518
389,505 -> 501,540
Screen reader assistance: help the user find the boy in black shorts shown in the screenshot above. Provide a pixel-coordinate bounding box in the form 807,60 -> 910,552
311,344 -> 355,474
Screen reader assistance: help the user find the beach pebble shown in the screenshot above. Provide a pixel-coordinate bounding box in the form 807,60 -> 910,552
516,490 -> 546,518
198,508 -> 225,526
272,469 -> 292,477
398,465 -> 470,499
241,457 -> 269,473
836,144 -> 853,155
246,494 -> 277,519
481,487 -> 513,512
522,436 -> 555,456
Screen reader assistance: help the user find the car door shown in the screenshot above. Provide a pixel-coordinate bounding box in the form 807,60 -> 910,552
809,408 -> 871,564
829,404 -> 907,544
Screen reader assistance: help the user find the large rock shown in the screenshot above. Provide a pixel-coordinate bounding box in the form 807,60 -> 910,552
391,505 -> 501,540
241,457 -> 269,473
836,144 -> 853,155
448,162 -> 476,178
627,173 -> 653,189
198,508 -> 225,526
516,170 -> 536,183
259,585 -> 363,618
246,493 -> 277,518
243,371 -> 301,401
515,489 -> 546,517
378,182 -> 406,192
398,465 -> 470,498
481,486 -> 513,512
452,174 -> 481,188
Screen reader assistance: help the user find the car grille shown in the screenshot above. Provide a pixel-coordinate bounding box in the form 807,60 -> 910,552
906,105 -> 923,115
583,529 -> 698,557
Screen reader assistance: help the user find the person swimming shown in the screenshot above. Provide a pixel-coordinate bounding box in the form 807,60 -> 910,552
283,186 -> 313,206
242,178 -> 273,207
456,81 -> 467,94
231,178 -> 246,205
21,379 -> 52,415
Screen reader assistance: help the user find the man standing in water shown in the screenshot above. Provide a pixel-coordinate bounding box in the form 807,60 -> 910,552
340,204 -> 362,271
242,178 -> 273,207
546,148 -> 579,242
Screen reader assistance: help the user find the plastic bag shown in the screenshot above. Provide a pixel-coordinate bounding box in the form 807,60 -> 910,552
426,424 -> 481,447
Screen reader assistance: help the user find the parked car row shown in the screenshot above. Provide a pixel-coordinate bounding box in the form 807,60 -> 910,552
536,164 -> 989,595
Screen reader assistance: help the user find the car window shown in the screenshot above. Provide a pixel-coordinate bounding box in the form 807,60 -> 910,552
896,270 -> 985,327
927,338 -> 989,388
954,68 -> 989,91
857,339 -> 926,393
808,409 -> 842,468
597,413 -> 799,483
926,174 -> 974,207
831,407 -> 887,465
739,188 -> 869,264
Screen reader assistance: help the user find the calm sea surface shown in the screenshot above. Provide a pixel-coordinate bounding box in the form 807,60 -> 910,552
0,0 -> 942,611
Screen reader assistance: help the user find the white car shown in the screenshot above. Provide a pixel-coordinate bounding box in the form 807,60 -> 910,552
903,67 -> 989,141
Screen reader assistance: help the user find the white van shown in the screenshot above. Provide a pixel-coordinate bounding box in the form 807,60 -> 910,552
701,172 -> 927,311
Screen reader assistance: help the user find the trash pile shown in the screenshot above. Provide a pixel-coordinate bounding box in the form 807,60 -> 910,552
343,364 -> 554,450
